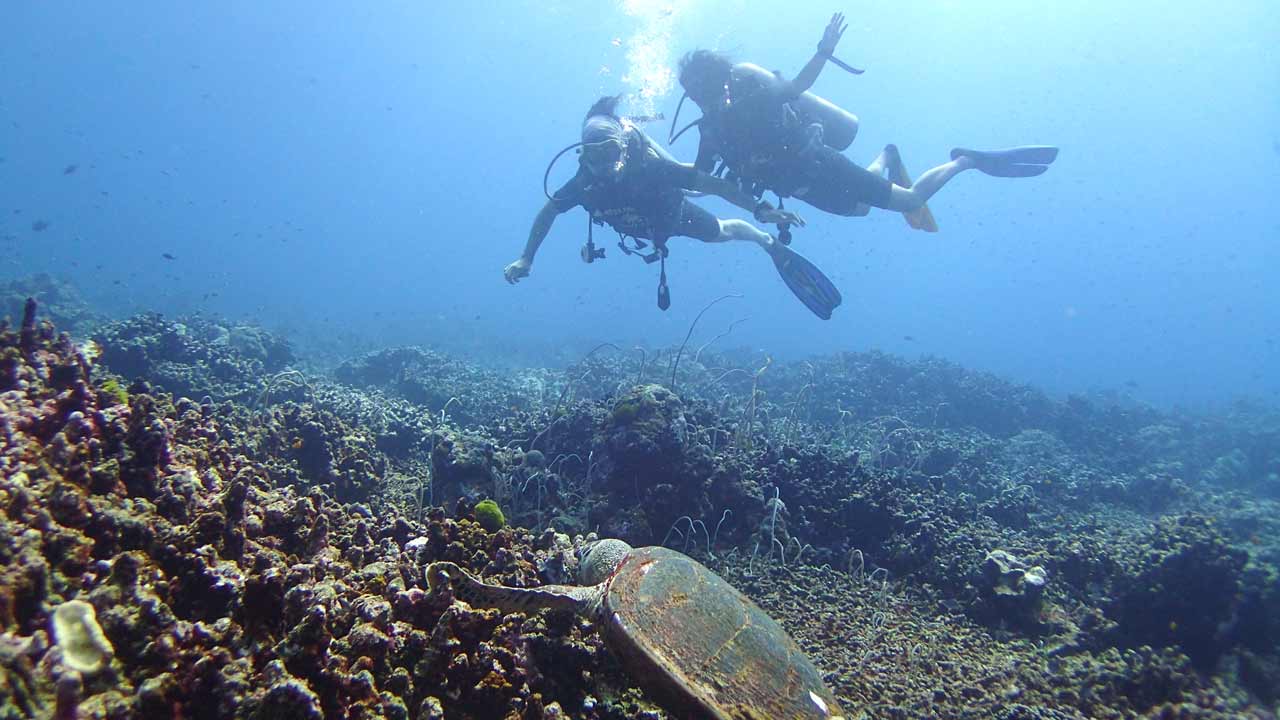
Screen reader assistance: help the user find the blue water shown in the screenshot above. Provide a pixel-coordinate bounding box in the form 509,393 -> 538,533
2,1 -> 1277,408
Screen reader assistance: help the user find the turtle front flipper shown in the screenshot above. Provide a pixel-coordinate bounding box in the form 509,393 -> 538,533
426,562 -> 600,617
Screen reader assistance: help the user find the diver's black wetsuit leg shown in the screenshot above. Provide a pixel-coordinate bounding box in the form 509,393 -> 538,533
674,200 -> 725,242
790,146 -> 895,216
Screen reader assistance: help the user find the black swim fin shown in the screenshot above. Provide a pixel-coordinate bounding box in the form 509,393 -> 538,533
950,146 -> 1059,177
770,243 -> 842,319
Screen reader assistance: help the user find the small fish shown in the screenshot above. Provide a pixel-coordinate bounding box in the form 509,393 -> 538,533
903,335 -> 915,342
162,253 -> 176,260
611,37 -> 623,47
31,220 -> 49,232
63,164 -> 78,175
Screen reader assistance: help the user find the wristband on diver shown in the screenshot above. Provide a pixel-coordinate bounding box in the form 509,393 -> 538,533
753,200 -> 773,221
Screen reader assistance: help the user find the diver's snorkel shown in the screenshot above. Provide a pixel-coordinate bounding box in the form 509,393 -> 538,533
668,94 -> 702,145
667,89 -> 715,145
543,141 -> 585,200
543,141 -> 614,265
541,138 -> 627,201
542,140 -> 611,265
667,92 -> 690,145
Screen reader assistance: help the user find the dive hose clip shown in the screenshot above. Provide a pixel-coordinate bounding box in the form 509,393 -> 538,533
580,244 -> 605,263
581,213 -> 606,263
656,254 -> 671,310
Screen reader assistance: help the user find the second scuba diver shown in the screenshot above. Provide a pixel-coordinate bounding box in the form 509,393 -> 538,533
673,13 -> 1059,232
505,96 -> 844,319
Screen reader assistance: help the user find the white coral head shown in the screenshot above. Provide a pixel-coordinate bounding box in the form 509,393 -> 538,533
51,600 -> 114,675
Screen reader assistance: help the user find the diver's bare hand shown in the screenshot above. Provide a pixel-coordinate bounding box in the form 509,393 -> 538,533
504,258 -> 531,284
758,207 -> 805,227
818,12 -> 847,56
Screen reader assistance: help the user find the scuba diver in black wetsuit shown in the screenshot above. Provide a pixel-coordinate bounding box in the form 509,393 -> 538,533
505,96 -> 844,319
673,13 -> 1059,232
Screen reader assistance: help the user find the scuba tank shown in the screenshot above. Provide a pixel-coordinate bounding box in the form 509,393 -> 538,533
792,93 -> 858,150
732,63 -> 859,150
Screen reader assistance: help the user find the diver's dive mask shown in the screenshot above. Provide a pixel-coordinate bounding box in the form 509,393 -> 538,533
581,138 -> 626,176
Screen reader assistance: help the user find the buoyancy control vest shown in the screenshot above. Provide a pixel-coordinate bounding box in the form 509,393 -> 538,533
698,63 -> 860,195
577,130 -> 686,240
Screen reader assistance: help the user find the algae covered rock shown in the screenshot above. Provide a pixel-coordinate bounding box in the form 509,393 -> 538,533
1110,513 -> 1248,669
430,427 -> 497,508
473,499 -> 506,532
603,384 -> 688,469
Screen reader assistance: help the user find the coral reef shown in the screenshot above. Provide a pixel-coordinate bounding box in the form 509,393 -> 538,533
0,274 -> 102,337
93,312 -> 295,405
0,288 -> 1277,718
1108,513 -> 1248,670
334,346 -> 536,428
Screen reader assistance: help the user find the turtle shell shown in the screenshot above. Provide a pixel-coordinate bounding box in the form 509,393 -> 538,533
601,546 -> 846,719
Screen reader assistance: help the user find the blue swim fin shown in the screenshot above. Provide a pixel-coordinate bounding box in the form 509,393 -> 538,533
771,244 -> 842,320
950,146 -> 1059,177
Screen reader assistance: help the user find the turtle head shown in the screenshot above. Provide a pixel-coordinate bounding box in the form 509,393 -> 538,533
576,539 -> 633,585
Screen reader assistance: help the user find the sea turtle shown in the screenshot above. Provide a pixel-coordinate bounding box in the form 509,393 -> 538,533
426,539 -> 848,719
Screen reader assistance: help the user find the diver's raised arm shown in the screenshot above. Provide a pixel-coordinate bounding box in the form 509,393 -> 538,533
693,172 -> 805,227
505,199 -> 562,284
787,12 -> 847,98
